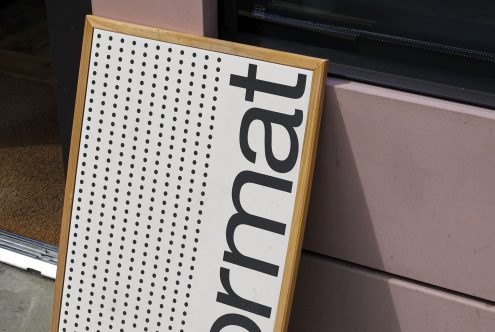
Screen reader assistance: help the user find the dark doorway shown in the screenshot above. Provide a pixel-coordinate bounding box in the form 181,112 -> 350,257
0,0 -> 64,245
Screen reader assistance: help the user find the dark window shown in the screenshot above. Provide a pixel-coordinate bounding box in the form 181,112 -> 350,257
220,0 -> 495,109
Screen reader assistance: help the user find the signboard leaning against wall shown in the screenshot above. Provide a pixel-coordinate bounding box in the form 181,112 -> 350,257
51,15 -> 327,332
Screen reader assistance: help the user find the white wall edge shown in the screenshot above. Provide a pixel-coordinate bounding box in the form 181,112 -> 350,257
0,247 -> 57,279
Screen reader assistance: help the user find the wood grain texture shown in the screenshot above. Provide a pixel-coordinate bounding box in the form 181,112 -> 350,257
50,18 -> 94,332
51,15 -> 327,332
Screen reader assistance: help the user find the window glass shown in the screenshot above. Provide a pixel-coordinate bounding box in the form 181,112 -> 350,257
223,0 -> 495,109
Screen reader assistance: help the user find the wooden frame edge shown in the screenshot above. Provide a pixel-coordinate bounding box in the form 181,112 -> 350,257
273,60 -> 328,331
51,14 -> 328,332
86,15 -> 323,71
50,16 -> 95,332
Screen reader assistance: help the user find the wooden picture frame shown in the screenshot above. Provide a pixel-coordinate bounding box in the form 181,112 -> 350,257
51,15 -> 327,332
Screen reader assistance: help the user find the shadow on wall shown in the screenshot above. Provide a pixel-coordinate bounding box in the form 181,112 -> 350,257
288,80 -> 401,331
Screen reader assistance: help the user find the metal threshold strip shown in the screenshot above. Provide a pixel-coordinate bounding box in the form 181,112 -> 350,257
0,229 -> 58,279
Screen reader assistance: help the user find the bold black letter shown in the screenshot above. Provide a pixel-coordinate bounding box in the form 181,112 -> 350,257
230,64 -> 307,101
216,267 -> 272,318
211,313 -> 261,332
240,107 -> 303,173
224,171 -> 291,277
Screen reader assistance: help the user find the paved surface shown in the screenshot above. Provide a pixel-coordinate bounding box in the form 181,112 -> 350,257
0,262 -> 54,332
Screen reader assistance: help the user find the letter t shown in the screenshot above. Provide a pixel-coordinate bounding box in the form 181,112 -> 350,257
230,64 -> 307,102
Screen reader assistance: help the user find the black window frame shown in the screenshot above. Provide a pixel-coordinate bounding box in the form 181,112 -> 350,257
218,1 -> 495,110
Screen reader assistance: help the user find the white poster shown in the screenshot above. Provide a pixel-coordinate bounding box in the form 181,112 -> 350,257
55,19 -> 325,332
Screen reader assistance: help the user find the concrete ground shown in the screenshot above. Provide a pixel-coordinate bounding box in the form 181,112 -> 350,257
0,262 -> 54,332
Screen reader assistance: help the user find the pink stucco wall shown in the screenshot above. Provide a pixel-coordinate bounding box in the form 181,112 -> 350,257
92,0 -> 217,37
306,79 -> 495,301
289,254 -> 495,331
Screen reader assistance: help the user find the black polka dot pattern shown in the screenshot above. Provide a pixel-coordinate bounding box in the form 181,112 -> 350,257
59,29 -> 221,332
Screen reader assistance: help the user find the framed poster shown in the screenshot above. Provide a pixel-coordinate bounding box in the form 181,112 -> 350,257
51,15 -> 327,332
